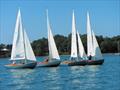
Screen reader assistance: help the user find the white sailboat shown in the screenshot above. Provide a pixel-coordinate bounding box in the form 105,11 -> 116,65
37,10 -> 61,67
86,12 -> 104,65
67,11 -> 87,66
5,9 -> 37,69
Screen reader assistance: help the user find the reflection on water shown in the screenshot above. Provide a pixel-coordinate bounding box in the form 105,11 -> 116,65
8,69 -> 35,90
68,66 -> 102,90
0,55 -> 120,90
83,66 -> 102,90
68,66 -> 84,89
87,65 -> 101,72
40,67 -> 62,90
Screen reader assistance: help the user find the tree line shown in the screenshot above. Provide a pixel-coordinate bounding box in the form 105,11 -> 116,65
0,34 -> 120,58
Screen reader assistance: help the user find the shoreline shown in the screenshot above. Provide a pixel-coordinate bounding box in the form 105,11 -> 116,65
0,53 -> 120,59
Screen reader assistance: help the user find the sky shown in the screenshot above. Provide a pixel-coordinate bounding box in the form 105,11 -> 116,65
0,0 -> 120,44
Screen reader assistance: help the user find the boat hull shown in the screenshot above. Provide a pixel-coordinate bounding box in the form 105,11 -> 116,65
68,60 -> 87,66
86,59 -> 104,65
5,62 -> 37,69
37,60 -> 61,67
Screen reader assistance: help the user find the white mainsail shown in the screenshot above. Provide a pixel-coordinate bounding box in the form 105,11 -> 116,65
11,10 -> 25,60
70,11 -> 77,58
77,31 -> 87,60
11,9 -> 36,61
92,30 -> 103,60
47,10 -> 60,60
87,12 -> 94,57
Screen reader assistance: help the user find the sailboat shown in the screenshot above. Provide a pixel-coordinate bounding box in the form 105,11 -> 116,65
65,11 -> 87,66
37,10 -> 61,67
5,9 -> 37,69
86,12 -> 104,65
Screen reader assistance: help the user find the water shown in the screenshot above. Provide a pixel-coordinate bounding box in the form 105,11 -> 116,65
0,55 -> 120,90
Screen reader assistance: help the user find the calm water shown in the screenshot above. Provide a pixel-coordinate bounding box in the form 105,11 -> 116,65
0,55 -> 120,90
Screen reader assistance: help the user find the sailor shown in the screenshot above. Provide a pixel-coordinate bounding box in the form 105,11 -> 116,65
88,55 -> 92,60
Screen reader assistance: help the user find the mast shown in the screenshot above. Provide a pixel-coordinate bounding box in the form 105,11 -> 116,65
23,29 -> 27,63
19,10 -> 27,63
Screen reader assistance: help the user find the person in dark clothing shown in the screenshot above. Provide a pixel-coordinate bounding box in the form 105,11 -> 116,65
88,55 -> 92,60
